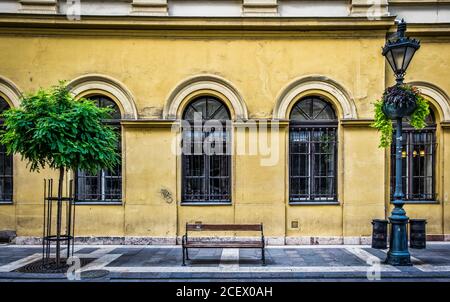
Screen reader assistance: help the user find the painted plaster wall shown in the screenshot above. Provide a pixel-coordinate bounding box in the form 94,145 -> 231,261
0,22 -> 448,241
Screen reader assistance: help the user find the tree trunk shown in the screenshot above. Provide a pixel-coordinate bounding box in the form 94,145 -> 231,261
55,167 -> 64,266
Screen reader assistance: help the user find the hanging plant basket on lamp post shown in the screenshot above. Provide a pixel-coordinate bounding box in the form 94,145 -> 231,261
372,85 -> 430,148
382,84 -> 418,119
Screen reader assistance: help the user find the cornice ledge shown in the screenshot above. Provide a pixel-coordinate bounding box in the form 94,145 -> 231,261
233,119 -> 290,127
388,0 -> 450,6
441,121 -> 450,128
121,119 -> 178,128
340,119 -> 375,127
388,23 -> 450,36
0,14 -> 397,31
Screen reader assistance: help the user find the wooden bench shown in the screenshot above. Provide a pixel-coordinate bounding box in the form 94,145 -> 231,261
181,223 -> 265,266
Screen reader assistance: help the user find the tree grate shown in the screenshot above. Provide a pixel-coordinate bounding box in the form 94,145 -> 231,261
14,258 -> 95,274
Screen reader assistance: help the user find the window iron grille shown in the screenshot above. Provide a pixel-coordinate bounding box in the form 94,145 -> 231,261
182,97 -> 231,203
289,97 -> 338,203
390,114 -> 436,202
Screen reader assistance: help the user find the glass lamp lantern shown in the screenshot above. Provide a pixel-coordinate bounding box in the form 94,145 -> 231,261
382,19 -> 421,85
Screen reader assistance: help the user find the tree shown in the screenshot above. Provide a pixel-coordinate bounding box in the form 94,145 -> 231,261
0,82 -> 120,265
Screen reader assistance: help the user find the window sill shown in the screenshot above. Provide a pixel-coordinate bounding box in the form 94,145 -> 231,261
0,201 -> 13,205
180,202 -> 232,206
390,200 -> 439,205
74,201 -> 123,206
289,201 -> 340,206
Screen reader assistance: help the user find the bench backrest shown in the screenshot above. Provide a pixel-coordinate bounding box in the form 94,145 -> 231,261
186,223 -> 263,232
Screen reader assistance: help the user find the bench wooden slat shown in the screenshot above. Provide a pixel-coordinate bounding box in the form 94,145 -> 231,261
186,224 -> 262,231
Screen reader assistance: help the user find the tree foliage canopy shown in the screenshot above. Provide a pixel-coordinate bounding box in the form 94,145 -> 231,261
0,82 -> 120,174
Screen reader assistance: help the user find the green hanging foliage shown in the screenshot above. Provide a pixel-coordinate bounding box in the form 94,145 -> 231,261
371,84 -> 431,148
372,100 -> 394,148
409,95 -> 430,129
0,81 -> 120,174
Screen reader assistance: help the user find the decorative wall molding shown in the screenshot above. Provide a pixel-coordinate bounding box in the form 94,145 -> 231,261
350,0 -> 389,17
131,0 -> 168,16
164,74 -> 248,120
19,0 -> 57,14
242,0 -> 278,17
273,75 -> 357,120
67,74 -> 138,119
0,76 -> 22,108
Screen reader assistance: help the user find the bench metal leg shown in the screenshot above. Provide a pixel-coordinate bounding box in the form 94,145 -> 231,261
182,247 -> 186,266
262,248 -> 266,266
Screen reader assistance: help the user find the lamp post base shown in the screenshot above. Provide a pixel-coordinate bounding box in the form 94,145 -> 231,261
385,250 -> 412,266
385,211 -> 412,266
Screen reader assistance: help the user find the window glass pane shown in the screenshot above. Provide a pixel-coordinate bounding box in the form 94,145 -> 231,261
185,178 -> 205,201
210,155 -> 228,177
291,98 -> 311,121
314,177 -> 334,197
312,99 -> 326,118
104,176 -> 121,200
186,155 -> 204,176
85,176 -> 99,200
3,178 -> 12,198
0,150 -> 4,173
207,98 -> 221,118
290,97 -> 335,121
290,177 -> 309,199
210,106 -> 229,120
209,178 -> 226,199
183,106 -> 200,121
290,107 -> 308,121
316,105 -> 336,120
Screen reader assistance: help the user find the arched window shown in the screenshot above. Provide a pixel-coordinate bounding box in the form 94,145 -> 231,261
0,96 -> 13,203
289,96 -> 338,203
390,112 -> 436,201
75,95 -> 122,203
182,96 -> 231,203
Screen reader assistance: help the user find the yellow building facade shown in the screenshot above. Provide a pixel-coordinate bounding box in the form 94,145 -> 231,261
0,0 -> 449,245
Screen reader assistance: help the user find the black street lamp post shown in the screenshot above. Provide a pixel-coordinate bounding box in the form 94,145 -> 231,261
382,19 -> 420,266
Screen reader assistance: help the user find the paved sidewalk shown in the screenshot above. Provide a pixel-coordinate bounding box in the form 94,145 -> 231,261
1,243 -> 450,281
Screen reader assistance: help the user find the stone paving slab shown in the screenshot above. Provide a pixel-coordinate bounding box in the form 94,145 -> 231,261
0,243 -> 450,281
239,248 -> 367,267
